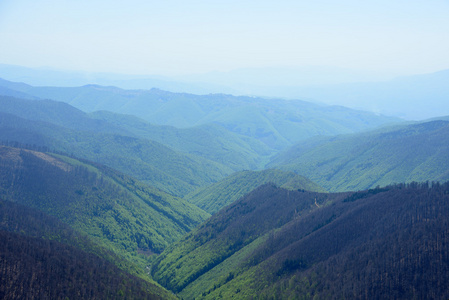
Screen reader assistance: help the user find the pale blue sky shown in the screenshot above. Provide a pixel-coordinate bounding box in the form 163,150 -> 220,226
1,0 -> 448,76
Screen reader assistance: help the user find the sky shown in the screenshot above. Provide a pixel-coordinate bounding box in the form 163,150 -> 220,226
0,0 -> 449,76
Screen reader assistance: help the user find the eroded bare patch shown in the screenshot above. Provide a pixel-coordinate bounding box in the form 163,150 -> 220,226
27,150 -> 73,172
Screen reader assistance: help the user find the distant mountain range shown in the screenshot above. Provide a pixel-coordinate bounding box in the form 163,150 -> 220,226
0,77 -> 399,150
1,63 -> 448,120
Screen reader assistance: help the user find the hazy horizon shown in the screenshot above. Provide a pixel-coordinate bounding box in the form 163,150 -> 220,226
1,0 -> 449,77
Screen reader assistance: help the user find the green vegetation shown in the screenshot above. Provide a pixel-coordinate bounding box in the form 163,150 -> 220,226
0,146 -> 209,266
2,79 -> 449,299
154,182 -> 449,299
269,120 -> 449,192
151,184 -> 325,293
185,169 -> 326,214
90,111 -> 275,171
0,102 -> 232,197
0,91 -> 401,196
0,200 -> 176,299
0,81 -> 399,149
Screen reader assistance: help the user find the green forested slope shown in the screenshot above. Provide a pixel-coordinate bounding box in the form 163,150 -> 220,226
0,95 -> 274,171
185,169 -> 326,214
151,184 -> 325,294
90,111 -> 275,170
153,183 -> 449,299
268,119 -> 449,192
0,146 -> 209,259
0,200 -> 176,300
0,95 -> 130,134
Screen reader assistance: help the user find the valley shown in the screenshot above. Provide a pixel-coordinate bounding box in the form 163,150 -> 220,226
0,76 -> 448,299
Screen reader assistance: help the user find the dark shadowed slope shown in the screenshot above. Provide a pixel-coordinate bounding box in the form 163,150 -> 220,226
153,182 -> 449,299
0,200 -> 175,300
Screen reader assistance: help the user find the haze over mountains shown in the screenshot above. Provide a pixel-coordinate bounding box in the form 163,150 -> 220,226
1,65 -> 449,299
1,64 -> 448,120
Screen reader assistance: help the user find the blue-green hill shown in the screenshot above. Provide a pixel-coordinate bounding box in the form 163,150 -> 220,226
90,110 -> 274,171
0,78 -> 400,150
268,119 -> 449,191
0,95 -> 237,196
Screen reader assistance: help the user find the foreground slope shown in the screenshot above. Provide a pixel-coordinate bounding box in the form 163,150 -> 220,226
184,169 -> 326,214
153,183 -> 449,299
0,200 -> 175,300
151,184 -> 327,294
0,146 -> 209,258
269,119 -> 449,192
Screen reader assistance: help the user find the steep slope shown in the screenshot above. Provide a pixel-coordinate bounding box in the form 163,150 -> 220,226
0,78 -> 400,149
153,183 -> 449,299
268,119 -> 449,192
0,200 -> 175,300
184,169 -> 326,214
151,184 -> 327,293
0,146 -> 210,258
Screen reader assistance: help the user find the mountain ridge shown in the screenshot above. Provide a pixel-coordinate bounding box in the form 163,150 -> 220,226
0,77 -> 401,150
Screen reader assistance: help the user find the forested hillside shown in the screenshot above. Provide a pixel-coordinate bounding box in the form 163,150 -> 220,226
0,97 -> 234,197
0,146 -> 209,259
185,169 -> 326,214
269,119 -> 449,192
153,182 -> 449,299
0,94 -> 274,171
151,184 -> 328,294
1,77 -> 449,299
90,111 -> 274,171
